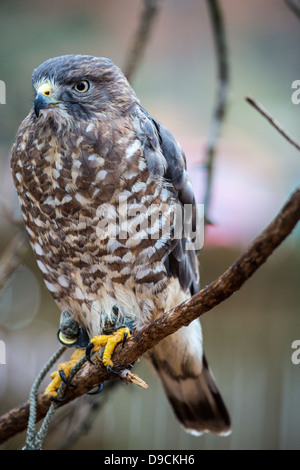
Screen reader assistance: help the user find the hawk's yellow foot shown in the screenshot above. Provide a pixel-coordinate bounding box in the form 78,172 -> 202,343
86,327 -> 131,370
44,348 -> 85,399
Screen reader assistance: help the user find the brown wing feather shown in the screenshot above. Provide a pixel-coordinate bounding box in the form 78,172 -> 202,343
135,104 -> 200,295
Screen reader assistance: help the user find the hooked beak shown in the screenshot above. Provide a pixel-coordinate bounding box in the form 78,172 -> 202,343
34,83 -> 59,117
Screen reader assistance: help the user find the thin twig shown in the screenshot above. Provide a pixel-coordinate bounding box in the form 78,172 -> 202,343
0,231 -> 28,291
0,186 -> 299,445
123,0 -> 162,83
0,200 -> 24,227
203,0 -> 230,223
285,0 -> 300,19
246,96 -> 300,152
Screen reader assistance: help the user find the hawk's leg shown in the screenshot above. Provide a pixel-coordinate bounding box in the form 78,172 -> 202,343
44,348 -> 85,399
86,327 -> 131,371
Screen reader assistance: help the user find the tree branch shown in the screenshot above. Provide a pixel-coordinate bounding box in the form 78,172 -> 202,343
123,0 -> 162,83
285,0 -> 300,20
203,0 -> 230,222
246,96 -> 300,153
0,231 -> 28,291
1,186 -> 299,445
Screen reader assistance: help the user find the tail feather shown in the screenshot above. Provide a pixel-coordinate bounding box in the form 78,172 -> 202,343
147,321 -> 231,436
162,354 -> 231,436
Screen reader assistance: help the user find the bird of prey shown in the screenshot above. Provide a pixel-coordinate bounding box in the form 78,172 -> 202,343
11,54 -> 231,436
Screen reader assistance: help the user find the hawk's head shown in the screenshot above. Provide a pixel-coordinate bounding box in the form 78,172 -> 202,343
32,54 -> 138,120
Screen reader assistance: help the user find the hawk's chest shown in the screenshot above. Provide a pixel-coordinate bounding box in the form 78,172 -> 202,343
16,125 -> 135,224
11,114 -> 176,331
13,119 -> 156,257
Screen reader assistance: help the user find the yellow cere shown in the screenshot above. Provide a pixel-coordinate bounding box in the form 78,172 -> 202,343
38,83 -> 52,97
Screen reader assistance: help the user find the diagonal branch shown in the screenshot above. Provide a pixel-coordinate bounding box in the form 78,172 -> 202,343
285,0 -> 300,20
246,96 -> 300,153
0,186 -> 299,445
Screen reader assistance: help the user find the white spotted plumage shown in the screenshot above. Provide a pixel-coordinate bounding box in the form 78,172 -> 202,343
11,54 -> 231,436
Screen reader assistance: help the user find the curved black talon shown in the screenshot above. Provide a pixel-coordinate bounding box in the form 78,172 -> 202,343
50,395 -> 67,403
122,332 -> 128,348
106,364 -> 120,375
85,342 -> 95,364
87,383 -> 104,395
125,320 -> 134,333
59,370 -> 75,387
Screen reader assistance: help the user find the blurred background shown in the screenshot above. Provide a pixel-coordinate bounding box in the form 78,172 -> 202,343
0,0 -> 299,450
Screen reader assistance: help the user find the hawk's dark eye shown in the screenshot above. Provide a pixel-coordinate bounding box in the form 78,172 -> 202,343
73,80 -> 90,93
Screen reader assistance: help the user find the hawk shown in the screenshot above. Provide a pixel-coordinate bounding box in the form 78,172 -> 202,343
11,54 -> 231,436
